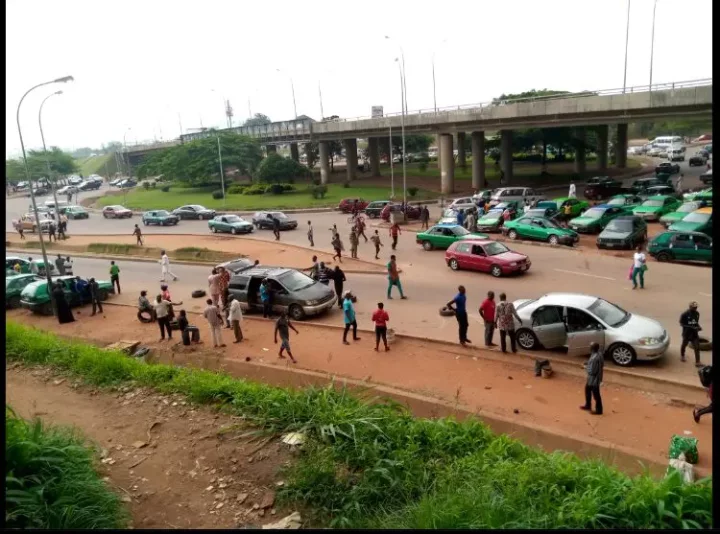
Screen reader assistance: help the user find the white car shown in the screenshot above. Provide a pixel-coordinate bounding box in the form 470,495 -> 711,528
57,185 -> 78,195
448,197 -> 476,211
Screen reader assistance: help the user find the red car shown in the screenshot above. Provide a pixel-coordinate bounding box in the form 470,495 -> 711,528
338,198 -> 369,213
380,203 -> 421,222
102,205 -> 133,219
445,238 -> 531,277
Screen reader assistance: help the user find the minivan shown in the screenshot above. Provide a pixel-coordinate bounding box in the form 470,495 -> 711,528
489,187 -> 545,206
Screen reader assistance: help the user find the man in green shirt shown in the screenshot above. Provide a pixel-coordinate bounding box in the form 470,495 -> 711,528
386,255 -> 407,300
109,260 -> 121,294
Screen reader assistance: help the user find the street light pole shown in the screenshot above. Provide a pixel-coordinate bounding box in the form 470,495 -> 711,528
216,135 -> 226,208
276,69 -> 297,119
431,39 -> 447,113
38,90 -> 64,222
15,75 -> 74,317
622,0 -> 631,93
395,58 -> 407,212
318,81 -> 324,119
389,123 -> 394,198
122,128 -> 132,178
649,0 -> 658,91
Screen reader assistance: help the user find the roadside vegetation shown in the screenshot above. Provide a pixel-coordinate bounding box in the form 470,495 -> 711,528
5,405 -> 129,529
6,321 -> 712,529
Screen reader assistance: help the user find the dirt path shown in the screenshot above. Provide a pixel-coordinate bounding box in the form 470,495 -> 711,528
6,365 -> 298,530
8,307 -> 712,475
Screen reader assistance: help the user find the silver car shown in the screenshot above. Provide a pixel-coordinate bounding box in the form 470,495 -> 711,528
512,292 -> 669,367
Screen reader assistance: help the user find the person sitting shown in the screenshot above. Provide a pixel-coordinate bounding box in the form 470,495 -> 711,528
177,309 -> 201,345
137,290 -> 156,323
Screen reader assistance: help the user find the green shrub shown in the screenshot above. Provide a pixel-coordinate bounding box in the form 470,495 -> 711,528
407,187 -> 419,197
212,190 -> 224,200
343,181 -> 350,188
227,184 -> 247,195
255,153 -> 309,184
143,182 -> 150,190
267,183 -> 295,195
311,184 -> 328,199
150,181 -> 157,189
243,184 -> 268,195
418,162 -> 428,172
160,185 -> 170,193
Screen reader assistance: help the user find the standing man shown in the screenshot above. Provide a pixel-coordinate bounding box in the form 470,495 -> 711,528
308,255 -> 320,280
260,278 -> 272,318
372,302 -> 390,352
420,205 -> 430,230
208,268 -> 221,306
109,261 -> 121,294
386,255 -> 406,300
133,224 -> 144,246
679,301 -> 703,367
349,228 -> 359,259
89,278 -> 103,317
389,221 -> 401,251
159,250 -> 178,282
342,291 -> 361,345
332,265 -> 346,308
217,266 -> 231,310
479,290 -> 497,347
154,294 -> 174,340
331,233 -> 344,263
275,311 -> 299,363
580,342 -> 604,415
55,254 -> 66,276
465,209 -> 475,232
57,213 -> 67,240
370,230 -> 383,260
631,245 -> 646,290
446,285 -> 471,347
47,220 -> 57,242
523,200 -> 531,215
271,215 -> 281,241
676,173 -> 684,194
17,224 -> 25,240
228,297 -> 244,343
355,216 -> 368,242
693,366 -> 713,424
568,181 -> 576,199
203,298 -> 226,348
495,292 -> 522,353
456,208 -> 465,227
307,220 -> 314,247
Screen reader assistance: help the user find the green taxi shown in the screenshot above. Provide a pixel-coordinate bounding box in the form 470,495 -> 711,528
142,210 -> 179,226
659,201 -> 707,227
568,205 -> 626,234
6,273 -> 42,308
537,197 -> 589,218
416,224 -> 488,251
501,216 -> 579,246
20,275 -> 114,315
6,256 -> 31,276
605,194 -> 643,213
631,195 -> 682,222
648,231 -> 712,264
683,188 -> 712,203
64,205 -> 89,219
208,215 -> 254,235
668,207 -> 712,236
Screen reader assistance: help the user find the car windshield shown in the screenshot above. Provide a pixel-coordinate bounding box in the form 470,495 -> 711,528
641,200 -> 663,208
442,209 -> 457,218
485,242 -> 510,255
581,208 -> 606,219
587,298 -> 630,328
452,226 -> 471,236
277,270 -> 315,292
677,203 -> 699,213
225,215 -> 243,223
480,212 -> 501,221
191,205 -> 205,210
155,210 -> 170,216
270,213 -> 288,219
607,198 -> 627,206
681,212 -> 711,224
604,219 -> 633,232
540,218 -> 562,229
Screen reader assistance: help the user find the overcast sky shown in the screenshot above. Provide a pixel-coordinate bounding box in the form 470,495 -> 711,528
6,0 -> 713,158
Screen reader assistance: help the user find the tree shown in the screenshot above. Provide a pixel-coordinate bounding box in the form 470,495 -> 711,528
243,113 -> 272,127
255,153 -> 311,183
305,142 -> 319,169
5,147 -> 78,184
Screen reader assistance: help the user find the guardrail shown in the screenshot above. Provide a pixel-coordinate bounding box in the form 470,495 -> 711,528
321,78 -> 713,123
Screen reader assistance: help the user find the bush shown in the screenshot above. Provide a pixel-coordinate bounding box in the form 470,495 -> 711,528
160,185 -> 170,193
268,183 -> 284,195
243,184 -> 268,195
418,162 -> 428,172
407,186 -> 419,198
212,190 -> 224,200
311,184 -> 328,199
343,181 -> 350,188
255,153 -> 309,184
227,184 -> 247,195
143,182 -> 150,190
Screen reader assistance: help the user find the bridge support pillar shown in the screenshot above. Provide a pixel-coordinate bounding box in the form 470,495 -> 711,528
290,143 -> 299,162
456,132 -> 467,170
471,131 -> 486,189
574,128 -> 586,176
440,133 -> 455,195
596,125 -> 608,172
500,130 -> 513,185
436,134 -> 442,169
368,137 -> 381,177
344,138 -> 358,181
266,145 -> 277,154
319,142 -> 330,184
303,143 -> 313,165
615,123 -> 628,169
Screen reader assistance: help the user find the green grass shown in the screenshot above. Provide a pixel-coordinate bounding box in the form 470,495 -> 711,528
95,184 -> 436,211
5,405 -> 129,529
5,322 -> 712,530
76,153 -> 117,177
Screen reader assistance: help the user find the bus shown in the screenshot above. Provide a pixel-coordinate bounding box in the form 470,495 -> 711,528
652,136 -> 684,148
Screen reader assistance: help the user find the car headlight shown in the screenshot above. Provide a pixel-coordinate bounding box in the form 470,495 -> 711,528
637,337 -> 662,346
306,299 -> 319,306
510,262 -> 517,267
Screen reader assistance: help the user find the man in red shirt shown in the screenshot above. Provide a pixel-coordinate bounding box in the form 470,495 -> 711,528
371,302 -> 390,352
389,222 -> 401,250
479,290 -> 497,347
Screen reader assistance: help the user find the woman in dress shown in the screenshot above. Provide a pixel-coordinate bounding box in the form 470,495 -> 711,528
52,282 -> 75,324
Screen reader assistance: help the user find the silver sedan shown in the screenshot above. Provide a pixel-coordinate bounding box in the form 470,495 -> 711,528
512,292 -> 670,367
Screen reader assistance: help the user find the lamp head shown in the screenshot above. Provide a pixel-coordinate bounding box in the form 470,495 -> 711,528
54,75 -> 74,84
54,90 -> 63,96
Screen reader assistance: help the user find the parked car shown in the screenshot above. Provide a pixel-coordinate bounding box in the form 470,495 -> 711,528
102,205 -> 133,219
227,267 -> 336,321
64,205 -> 89,219
6,256 -> 32,276
668,207 -> 712,235
208,215 -> 254,235
596,216 -> 648,250
648,231 -> 712,264
415,224 -> 487,251
683,188 -> 712,203
68,176 -> 83,186
568,205 -> 627,234
501,216 -> 579,246
489,187 -> 544,206
142,210 -> 179,226
471,189 -> 494,205
6,273 -> 42,308
512,292 -> 669,366
20,275 -> 115,316
631,195 -> 682,221
338,198 -> 369,213
171,204 -> 217,220
448,196 -> 477,211
57,185 -> 78,195
655,162 -> 680,175
630,177 -> 669,194
583,177 -> 625,200
638,185 -> 678,200
109,178 -> 123,187
216,258 -> 256,274
380,203 -> 421,222
445,239 -> 531,277
438,208 -> 460,225
364,200 -> 391,219
537,197 -> 589,218
475,211 -> 505,232
29,186 -> 48,196
523,207 -> 560,221
700,169 -> 712,186
44,199 -> 69,212
605,194 -> 643,213
251,211 -> 298,230
78,179 -> 101,191
659,201 -> 707,227
689,153 -> 708,166
14,214 -> 52,233
489,200 -> 522,219
117,179 -> 137,188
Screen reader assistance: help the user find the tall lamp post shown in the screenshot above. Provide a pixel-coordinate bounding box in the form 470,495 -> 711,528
38,90 -> 64,222
216,134 -> 226,208
211,88 -> 232,128
622,0 -> 631,93
649,0 -> 658,91
122,127 -> 132,178
276,69 -> 297,119
394,58 -> 407,212
16,75 -> 74,317
431,39 -> 447,113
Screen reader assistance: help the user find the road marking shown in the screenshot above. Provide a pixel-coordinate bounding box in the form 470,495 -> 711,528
553,269 -> 616,281
699,292 -> 712,297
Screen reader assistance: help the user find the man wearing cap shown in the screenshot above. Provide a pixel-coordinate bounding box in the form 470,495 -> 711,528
580,341 -> 604,415
680,302 -> 703,367
342,291 -> 361,345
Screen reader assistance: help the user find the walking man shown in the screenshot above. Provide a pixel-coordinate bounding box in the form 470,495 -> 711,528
676,173 -> 684,194
331,233 -> 344,262
154,294 -> 174,341
275,311 -> 299,363
693,366 -> 713,423
495,292 -> 522,353
308,255 -> 320,280
89,278 -> 103,316
355,217 -> 368,242
446,285 -> 471,347
386,255 -> 406,299
109,260 -> 121,294
372,302 -> 390,351
568,181 -> 576,199
307,220 -> 314,247
208,268 -> 221,306
332,265 -> 346,308
342,291 -> 361,345
680,301 -> 703,367
349,228 -> 359,259
370,230 -> 383,260
57,214 -> 66,240
48,221 -> 57,242
203,298 -> 226,348
55,254 -> 66,276
631,245 -> 646,290
228,297 -> 244,343
133,224 -> 144,246
260,278 -> 272,318
389,221 -> 401,250
420,204 -> 430,230
479,290 -> 497,347
271,215 -> 281,241
17,225 -> 25,240
580,342 -> 604,415
159,250 -> 178,282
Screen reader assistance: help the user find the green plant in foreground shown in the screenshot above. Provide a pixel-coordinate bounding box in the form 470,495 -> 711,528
5,406 -> 129,529
4,322 -> 713,530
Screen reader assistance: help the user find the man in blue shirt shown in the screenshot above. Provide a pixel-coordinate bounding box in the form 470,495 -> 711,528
259,279 -> 272,318
446,285 -> 470,346
456,209 -> 465,227
342,290 -> 361,345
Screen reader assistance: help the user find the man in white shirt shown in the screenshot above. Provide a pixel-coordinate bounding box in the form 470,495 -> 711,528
228,298 -> 244,343
631,245 -> 646,290
203,298 -> 226,348
675,174 -> 684,194
568,182 -> 576,199
159,250 -> 178,282
523,200 -> 531,214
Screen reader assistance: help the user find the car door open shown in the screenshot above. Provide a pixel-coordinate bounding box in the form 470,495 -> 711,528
530,305 -> 566,348
564,307 -> 605,357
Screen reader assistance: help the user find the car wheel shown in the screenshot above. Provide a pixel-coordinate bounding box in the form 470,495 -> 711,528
422,241 -> 433,251
490,265 -> 503,278
656,251 -> 672,262
212,226 -> 218,233
40,302 -> 53,316
507,230 -> 518,240
608,343 -> 636,367
8,296 -> 21,309
99,290 -> 109,301
449,258 -> 460,271
548,234 -> 559,245
516,329 -> 538,350
231,227 -> 238,235
289,304 -> 305,321
103,213 -> 108,219
143,220 -> 148,226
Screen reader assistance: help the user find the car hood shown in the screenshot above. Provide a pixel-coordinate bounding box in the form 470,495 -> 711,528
570,216 -> 601,226
477,217 -> 502,225
598,229 -> 632,239
633,206 -> 661,213
459,232 -> 489,240
491,251 -> 527,263
439,217 -> 457,224
230,221 -> 253,227
292,281 -> 335,300
659,212 -> 687,222
669,221 -> 705,232
615,313 -> 665,339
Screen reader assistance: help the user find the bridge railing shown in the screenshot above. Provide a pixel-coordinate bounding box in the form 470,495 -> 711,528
322,78 -> 713,123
